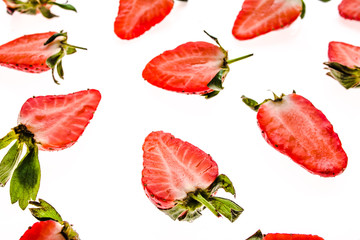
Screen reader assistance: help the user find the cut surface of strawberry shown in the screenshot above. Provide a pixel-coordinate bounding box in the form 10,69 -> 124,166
338,0 -> 360,21
324,41 -> 360,89
114,0 -> 175,40
232,0 -> 305,40
0,31 -> 86,84
142,131 -> 243,222
0,89 -> 101,209
242,92 -> 347,177
247,230 -> 325,240
142,31 -> 252,98
2,0 -> 76,18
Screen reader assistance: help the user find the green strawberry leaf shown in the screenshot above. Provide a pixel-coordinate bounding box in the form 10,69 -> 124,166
300,0 -> 306,19
10,145 -> 41,210
48,2 -> 77,12
208,174 -> 236,196
0,141 -> 23,187
208,196 -> 244,222
29,199 -> 63,222
242,95 -> 261,111
203,90 -> 220,99
207,69 -> 227,92
39,5 -> 58,18
246,230 -> 264,240
44,31 -> 67,46
56,60 -> 64,79
160,204 -> 203,222
324,62 -> 360,89
0,130 -> 18,150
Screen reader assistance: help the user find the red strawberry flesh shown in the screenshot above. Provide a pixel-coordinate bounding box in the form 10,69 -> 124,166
328,41 -> 360,68
263,233 -> 325,240
142,131 -> 218,209
338,0 -> 360,21
20,220 -> 65,240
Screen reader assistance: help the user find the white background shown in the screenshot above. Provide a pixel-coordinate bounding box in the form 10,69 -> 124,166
0,0 -> 359,239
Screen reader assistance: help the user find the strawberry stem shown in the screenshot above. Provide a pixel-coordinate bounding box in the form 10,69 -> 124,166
189,192 -> 220,218
227,53 -> 253,65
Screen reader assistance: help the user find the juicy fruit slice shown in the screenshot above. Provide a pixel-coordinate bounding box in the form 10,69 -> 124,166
142,32 -> 253,98
0,31 -> 86,84
114,0 -> 174,40
20,220 -> 65,240
324,41 -> 360,89
2,0 -> 76,18
0,89 -> 101,209
142,131 -> 243,222
232,0 -> 304,40
247,230 -> 324,240
338,0 -> 360,21
18,89 -> 101,151
242,92 -> 347,177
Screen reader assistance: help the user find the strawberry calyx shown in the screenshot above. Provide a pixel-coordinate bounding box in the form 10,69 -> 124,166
160,174 -> 243,222
242,92 -> 289,112
324,61 -> 360,89
4,0 -> 76,18
44,31 -> 87,84
246,230 -> 264,240
202,31 -> 253,99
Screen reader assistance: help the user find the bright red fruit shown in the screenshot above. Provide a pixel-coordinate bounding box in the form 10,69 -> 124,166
142,131 -> 243,222
242,92 -> 348,177
114,0 -> 175,40
324,41 -> 360,89
247,230 -> 324,240
338,0 -> 360,21
0,31 -> 86,84
0,89 -> 101,209
2,0 -> 76,18
20,220 -> 66,240
142,32 -> 252,98
232,0 -> 305,40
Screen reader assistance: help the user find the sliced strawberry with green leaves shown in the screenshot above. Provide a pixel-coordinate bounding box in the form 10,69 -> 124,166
0,31 -> 86,84
247,230 -> 325,240
142,131 -> 243,222
242,92 -> 348,177
114,0 -> 187,40
142,31 -> 253,98
2,0 -> 76,18
338,0 -> 360,21
324,41 -> 360,89
0,89 -> 101,209
20,199 -> 79,240
232,0 -> 305,40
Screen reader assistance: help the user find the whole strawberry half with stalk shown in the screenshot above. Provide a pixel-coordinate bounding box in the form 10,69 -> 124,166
0,31 -> 86,84
338,0 -> 360,21
114,0 -> 187,40
324,41 -> 360,89
246,230 -> 324,240
2,0 -> 76,18
20,199 -> 79,240
142,131 -> 243,222
232,0 -> 306,40
242,91 -> 347,177
0,89 -> 101,209
142,31 -> 253,98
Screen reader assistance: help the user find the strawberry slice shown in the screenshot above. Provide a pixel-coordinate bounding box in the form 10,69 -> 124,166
247,230 -> 324,240
0,89 -> 101,209
324,41 -> 360,89
242,92 -> 348,177
142,31 -> 253,98
2,0 -> 76,18
20,199 -> 79,240
232,0 -> 305,40
0,31 -> 86,84
338,0 -> 360,21
114,0 -> 179,40
142,131 -> 243,222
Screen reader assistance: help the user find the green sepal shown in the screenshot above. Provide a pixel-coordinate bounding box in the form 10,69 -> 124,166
324,62 -> 360,89
208,196 -> 243,222
56,60 -> 64,79
29,199 -> 63,222
47,2 -> 77,12
10,145 -> 41,210
318,0 -> 331,2
300,0 -> 306,19
44,32 -> 67,46
39,5 -> 58,18
207,68 -> 228,91
247,230 -> 264,240
66,47 -> 77,55
46,50 -> 64,69
160,204 -> 204,222
0,140 -> 23,187
0,130 -> 18,150
202,91 -> 220,99
208,174 -> 236,196
241,96 -> 261,112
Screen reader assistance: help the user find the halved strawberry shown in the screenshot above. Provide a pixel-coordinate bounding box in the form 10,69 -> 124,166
142,131 -> 243,222
338,0 -> 360,21
0,31 -> 86,84
324,41 -> 360,89
114,0 -> 186,40
232,0 -> 305,40
0,89 -> 101,209
247,230 -> 324,240
242,92 -> 348,177
142,31 -> 253,98
2,0 -> 76,18
20,199 -> 79,240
